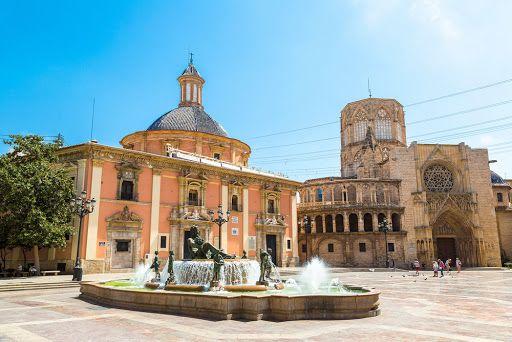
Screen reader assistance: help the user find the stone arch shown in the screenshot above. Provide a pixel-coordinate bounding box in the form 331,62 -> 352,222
333,186 -> 343,201
431,208 -> 477,266
378,213 -> 386,225
363,213 -> 373,232
315,188 -> 323,202
325,214 -> 333,233
315,215 -> 323,233
349,213 -> 358,232
335,214 -> 344,232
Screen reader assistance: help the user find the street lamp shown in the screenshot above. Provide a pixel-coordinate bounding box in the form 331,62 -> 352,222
378,217 -> 390,268
302,216 -> 311,263
208,204 -> 230,250
70,190 -> 96,281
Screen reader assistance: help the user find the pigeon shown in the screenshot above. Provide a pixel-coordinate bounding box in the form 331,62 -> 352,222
369,268 -> 375,272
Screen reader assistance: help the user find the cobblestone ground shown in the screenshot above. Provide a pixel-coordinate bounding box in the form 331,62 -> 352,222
0,269 -> 511,341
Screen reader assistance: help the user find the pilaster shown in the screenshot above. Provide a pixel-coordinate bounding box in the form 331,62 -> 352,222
149,169 -> 162,253
86,159 -> 103,260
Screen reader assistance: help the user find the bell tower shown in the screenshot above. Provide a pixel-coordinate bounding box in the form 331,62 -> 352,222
178,54 -> 205,108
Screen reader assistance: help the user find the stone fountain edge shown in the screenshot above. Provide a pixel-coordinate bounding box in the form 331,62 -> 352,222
79,281 -> 381,321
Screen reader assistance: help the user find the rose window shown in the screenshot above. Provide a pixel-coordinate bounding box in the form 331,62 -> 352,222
423,165 -> 454,192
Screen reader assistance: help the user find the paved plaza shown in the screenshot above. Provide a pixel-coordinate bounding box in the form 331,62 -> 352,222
0,269 -> 511,341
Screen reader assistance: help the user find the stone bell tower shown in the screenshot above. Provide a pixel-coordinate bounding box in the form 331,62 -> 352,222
340,98 -> 407,177
178,54 -> 205,108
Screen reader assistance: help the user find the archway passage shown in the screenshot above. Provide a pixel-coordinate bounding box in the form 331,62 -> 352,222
436,238 -> 456,264
431,209 -> 478,267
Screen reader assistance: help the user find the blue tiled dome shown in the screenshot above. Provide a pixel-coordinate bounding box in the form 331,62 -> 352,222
491,171 -> 507,185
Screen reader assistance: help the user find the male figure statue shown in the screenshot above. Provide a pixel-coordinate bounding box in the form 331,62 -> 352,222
257,248 -> 273,286
150,250 -> 160,282
187,225 -> 236,260
166,250 -> 175,285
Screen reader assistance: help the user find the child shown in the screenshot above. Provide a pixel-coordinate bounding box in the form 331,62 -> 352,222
445,259 -> 451,275
432,260 -> 439,277
456,258 -> 462,273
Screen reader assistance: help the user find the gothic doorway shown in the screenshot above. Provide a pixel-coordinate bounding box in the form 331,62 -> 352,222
431,209 -> 477,266
436,238 -> 456,264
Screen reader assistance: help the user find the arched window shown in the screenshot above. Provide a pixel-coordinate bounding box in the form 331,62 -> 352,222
354,118 -> 368,142
335,214 -> 344,232
267,199 -> 275,213
121,180 -> 134,200
333,186 -> 342,201
231,195 -> 239,211
375,109 -> 391,140
325,215 -> 333,233
391,213 -> 401,231
324,189 -> 332,201
188,189 -> 199,206
316,188 -> 323,202
378,213 -> 386,225
363,213 -> 373,232
315,216 -> 323,233
347,185 -> 356,203
349,213 -> 358,232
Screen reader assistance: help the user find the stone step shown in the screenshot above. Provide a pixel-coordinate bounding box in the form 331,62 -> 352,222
0,282 -> 81,292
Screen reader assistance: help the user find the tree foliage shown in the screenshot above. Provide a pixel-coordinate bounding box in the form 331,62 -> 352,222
0,135 -> 74,265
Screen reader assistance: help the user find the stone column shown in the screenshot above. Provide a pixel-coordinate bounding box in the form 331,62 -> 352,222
343,213 -> 349,232
221,183 -> 229,251
332,215 -> 336,232
372,213 -> 379,232
291,191 -> 298,262
321,214 -> 326,233
149,169 -> 161,253
358,211 -> 364,232
86,160 -> 103,260
243,188 -> 249,253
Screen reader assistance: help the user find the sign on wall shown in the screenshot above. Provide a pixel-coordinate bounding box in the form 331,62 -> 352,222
231,228 -> 239,236
98,241 -> 107,247
232,216 -> 239,224
248,236 -> 256,250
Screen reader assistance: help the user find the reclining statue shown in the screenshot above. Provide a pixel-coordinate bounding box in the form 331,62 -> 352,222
187,225 -> 236,260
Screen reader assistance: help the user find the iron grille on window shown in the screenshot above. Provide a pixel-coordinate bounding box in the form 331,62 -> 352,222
423,165 -> 454,192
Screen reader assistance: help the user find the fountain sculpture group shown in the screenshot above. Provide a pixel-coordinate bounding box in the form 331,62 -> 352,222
79,224 -> 381,321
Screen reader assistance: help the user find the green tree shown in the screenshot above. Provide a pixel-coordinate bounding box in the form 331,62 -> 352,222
0,135 -> 74,272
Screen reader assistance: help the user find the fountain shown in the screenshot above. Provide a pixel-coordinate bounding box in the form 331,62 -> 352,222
79,225 -> 380,321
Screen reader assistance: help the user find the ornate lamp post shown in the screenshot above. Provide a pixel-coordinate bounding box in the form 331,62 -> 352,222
208,204 -> 230,250
302,216 -> 311,263
71,190 -> 96,281
378,217 -> 390,268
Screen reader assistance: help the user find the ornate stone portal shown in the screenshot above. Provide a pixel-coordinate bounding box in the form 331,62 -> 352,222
105,206 -> 143,271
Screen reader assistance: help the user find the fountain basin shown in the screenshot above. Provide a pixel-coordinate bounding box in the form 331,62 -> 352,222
164,284 -> 207,292
79,282 -> 380,321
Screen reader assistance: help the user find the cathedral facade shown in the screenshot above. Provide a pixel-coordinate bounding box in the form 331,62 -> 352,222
298,98 -> 505,268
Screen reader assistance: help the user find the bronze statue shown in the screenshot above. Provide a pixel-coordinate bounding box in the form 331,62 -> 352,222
210,250 -> 225,288
241,250 -> 248,259
187,225 -> 235,260
257,248 -> 274,286
166,250 -> 175,285
150,250 -> 160,282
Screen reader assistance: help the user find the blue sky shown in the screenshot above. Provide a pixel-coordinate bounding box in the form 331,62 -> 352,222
1,1 -> 512,181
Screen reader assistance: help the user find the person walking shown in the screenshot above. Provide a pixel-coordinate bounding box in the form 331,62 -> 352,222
445,259 -> 451,275
456,258 -> 462,273
432,260 -> 439,277
413,259 -> 421,275
437,259 -> 445,277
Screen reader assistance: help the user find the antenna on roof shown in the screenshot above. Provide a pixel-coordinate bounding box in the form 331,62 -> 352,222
189,52 -> 194,64
89,97 -> 95,142
368,78 -> 372,98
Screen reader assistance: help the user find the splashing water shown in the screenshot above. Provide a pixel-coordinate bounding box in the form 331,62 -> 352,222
328,277 -> 346,293
299,257 -> 329,292
131,263 -> 151,287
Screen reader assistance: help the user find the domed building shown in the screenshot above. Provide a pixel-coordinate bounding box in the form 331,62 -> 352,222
298,97 -> 504,268
490,171 -> 512,263
7,59 -> 301,273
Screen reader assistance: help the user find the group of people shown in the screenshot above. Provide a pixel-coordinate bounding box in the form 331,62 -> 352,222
412,257 -> 462,277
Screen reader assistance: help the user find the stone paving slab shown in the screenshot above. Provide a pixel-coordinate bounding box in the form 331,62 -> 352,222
0,269 -> 511,341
